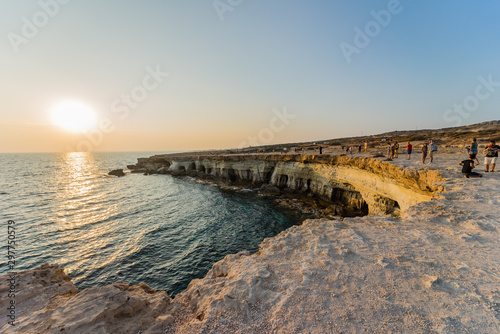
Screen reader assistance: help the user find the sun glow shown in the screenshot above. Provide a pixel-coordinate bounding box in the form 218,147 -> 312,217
51,100 -> 97,132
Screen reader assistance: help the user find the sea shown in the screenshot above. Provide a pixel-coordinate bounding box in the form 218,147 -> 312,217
0,152 -> 297,296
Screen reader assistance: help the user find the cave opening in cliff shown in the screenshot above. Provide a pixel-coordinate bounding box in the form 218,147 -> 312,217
187,162 -> 196,172
198,165 -> 206,174
227,168 -> 237,183
330,188 -> 369,217
244,169 -> 252,182
393,201 -> 401,214
265,169 -> 274,183
207,168 -> 212,175
278,175 -> 289,188
389,200 -> 401,216
178,166 -> 186,175
159,159 -> 171,168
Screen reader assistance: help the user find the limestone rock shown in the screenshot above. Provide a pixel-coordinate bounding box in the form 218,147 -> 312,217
156,167 -> 169,174
131,168 -> 147,174
0,264 -> 171,334
108,169 -> 125,177
0,264 -> 77,318
259,184 -> 280,195
135,154 -> 444,215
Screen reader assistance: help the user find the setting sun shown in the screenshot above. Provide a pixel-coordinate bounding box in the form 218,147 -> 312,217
50,100 -> 97,132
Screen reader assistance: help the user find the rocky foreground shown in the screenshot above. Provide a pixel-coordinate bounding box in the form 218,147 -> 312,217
2,154 -> 499,333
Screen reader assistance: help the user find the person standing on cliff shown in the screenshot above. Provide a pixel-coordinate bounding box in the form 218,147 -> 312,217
467,138 -> 480,165
421,143 -> 428,164
429,140 -> 438,164
483,140 -> 499,172
407,141 -> 413,160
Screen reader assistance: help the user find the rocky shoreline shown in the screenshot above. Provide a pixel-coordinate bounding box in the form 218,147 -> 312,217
127,154 -> 444,216
2,153 -> 499,333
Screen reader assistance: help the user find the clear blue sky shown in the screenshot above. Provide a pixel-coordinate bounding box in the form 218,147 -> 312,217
1,0 -> 499,152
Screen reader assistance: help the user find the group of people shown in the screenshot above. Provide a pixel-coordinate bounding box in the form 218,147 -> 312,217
293,138 -> 498,180
459,139 -> 499,178
387,137 -> 498,177
420,140 -> 438,164
387,140 -> 437,164
386,142 -> 400,159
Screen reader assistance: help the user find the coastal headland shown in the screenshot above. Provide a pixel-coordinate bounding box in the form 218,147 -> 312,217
129,153 -> 443,217
2,121 -> 499,333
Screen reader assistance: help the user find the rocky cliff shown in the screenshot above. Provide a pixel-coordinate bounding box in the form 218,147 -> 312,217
131,154 -> 444,215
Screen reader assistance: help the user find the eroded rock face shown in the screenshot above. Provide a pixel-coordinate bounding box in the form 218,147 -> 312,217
0,264 -> 171,334
134,154 -> 444,215
0,264 -> 77,321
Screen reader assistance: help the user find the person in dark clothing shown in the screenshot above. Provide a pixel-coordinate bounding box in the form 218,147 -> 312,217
458,159 -> 483,178
319,146 -> 323,155
421,143 -> 428,164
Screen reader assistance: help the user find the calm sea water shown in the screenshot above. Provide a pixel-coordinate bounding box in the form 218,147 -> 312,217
0,152 -> 295,296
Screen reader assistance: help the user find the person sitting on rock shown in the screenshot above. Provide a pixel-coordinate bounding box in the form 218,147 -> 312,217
458,159 -> 483,178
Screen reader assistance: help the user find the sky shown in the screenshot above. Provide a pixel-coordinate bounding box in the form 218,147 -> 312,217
1,0 -> 499,153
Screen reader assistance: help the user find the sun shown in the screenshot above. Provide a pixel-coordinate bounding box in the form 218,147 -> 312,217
51,100 -> 97,132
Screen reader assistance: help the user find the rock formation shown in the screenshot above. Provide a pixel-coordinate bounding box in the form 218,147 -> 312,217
0,264 -> 171,334
130,154 -> 444,215
108,169 -> 125,177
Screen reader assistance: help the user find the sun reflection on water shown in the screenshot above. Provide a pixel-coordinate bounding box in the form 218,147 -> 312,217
64,152 -> 94,197
53,152 -> 120,277
0,152 -> 296,294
